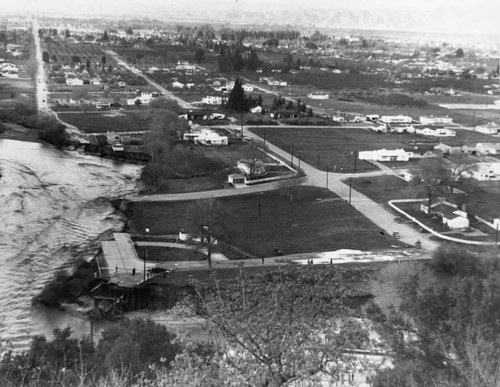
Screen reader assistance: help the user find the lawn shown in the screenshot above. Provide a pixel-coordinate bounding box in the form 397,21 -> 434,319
126,186 -> 406,259
58,111 -> 151,133
136,246 -> 205,262
350,175 -> 420,204
250,126 -> 392,172
250,126 -> 500,172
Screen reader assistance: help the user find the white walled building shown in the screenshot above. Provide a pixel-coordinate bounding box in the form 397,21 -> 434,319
380,115 -> 412,124
419,115 -> 453,125
358,149 -> 410,162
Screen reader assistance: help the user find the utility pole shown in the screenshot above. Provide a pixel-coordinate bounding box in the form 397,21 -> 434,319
290,144 -> 294,166
326,168 -> 329,188
258,193 -> 262,216
264,127 -> 267,146
144,228 -> 149,282
349,178 -> 352,205
353,150 -> 358,173
298,154 -> 301,170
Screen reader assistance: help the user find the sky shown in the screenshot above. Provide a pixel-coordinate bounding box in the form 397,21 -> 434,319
2,0 -> 500,35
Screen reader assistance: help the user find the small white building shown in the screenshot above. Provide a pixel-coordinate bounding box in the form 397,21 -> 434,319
202,96 -> 223,105
227,173 -> 246,186
183,128 -> 228,146
172,81 -> 185,89
66,77 -> 84,86
419,115 -> 453,125
358,149 -> 410,162
421,201 -> 469,229
476,143 -> 500,155
475,122 -> 500,135
237,159 -> 267,176
307,92 -> 329,100
380,115 -> 412,124
250,106 -> 262,114
243,85 -> 254,92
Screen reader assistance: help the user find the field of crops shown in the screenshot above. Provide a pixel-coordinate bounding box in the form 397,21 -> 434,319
43,42 -> 106,65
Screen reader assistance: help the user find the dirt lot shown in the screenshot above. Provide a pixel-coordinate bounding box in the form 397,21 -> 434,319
126,186 -> 405,259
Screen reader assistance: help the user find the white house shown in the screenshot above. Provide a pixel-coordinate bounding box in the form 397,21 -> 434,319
202,96 -> 223,105
307,92 -> 329,100
172,81 -> 185,89
183,128 -> 228,146
416,127 -> 456,137
419,115 -> 453,125
358,149 -> 410,162
237,159 -> 267,176
475,122 -> 500,135
380,115 -> 412,124
126,92 -> 153,106
243,85 -> 254,92
465,162 -> 500,181
66,77 -> 84,86
250,106 -> 262,114
175,61 -> 196,72
420,201 -> 469,229
476,143 -> 500,155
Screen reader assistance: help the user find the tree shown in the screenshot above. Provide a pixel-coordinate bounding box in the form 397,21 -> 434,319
370,248 -> 500,387
441,154 -> 477,194
101,55 -> 107,66
409,158 -> 448,214
226,78 -> 248,112
125,26 -> 134,35
85,58 -> 91,71
184,199 -> 230,270
52,54 -> 58,62
42,51 -> 50,63
95,318 -> 181,376
102,30 -> 109,42
456,48 -> 465,58
195,47 -> 205,63
71,55 -> 81,64
307,107 -> 313,117
165,266 -> 369,385
64,28 -> 70,38
239,141 -> 267,178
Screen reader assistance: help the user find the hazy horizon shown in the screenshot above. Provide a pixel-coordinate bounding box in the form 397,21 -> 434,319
2,0 -> 499,36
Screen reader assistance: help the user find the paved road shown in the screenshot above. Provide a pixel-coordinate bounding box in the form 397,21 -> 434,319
243,127 -> 440,251
105,50 -> 194,110
127,177 -> 307,202
32,18 -> 50,115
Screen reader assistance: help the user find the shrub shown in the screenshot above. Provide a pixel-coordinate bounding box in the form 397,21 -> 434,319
431,244 -> 479,276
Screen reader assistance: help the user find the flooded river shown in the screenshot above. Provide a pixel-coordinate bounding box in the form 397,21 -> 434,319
0,139 -> 142,351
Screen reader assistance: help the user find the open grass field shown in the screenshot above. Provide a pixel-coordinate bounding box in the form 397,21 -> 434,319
350,175 -> 420,204
250,126 -> 500,172
126,186 -> 405,259
58,111 -> 151,133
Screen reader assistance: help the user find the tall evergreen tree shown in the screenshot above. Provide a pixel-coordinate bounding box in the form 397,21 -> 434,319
226,78 -> 248,112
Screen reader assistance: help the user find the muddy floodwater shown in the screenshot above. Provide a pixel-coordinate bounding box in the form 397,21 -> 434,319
0,139 -> 141,351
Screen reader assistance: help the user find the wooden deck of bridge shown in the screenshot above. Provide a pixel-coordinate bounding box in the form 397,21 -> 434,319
98,233 -> 155,288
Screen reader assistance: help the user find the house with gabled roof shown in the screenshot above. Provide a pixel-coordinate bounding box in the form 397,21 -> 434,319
420,200 -> 469,229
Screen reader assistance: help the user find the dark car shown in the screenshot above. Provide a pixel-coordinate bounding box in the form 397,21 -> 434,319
394,217 -> 405,224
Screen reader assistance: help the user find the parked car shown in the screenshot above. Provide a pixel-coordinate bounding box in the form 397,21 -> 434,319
394,217 -> 405,224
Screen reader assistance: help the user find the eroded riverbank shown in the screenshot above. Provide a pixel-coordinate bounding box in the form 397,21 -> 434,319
0,138 -> 142,351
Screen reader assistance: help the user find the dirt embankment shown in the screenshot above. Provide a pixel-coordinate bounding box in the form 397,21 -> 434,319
0,122 -> 42,143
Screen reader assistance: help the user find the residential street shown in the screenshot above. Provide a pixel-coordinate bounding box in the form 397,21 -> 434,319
105,50 -> 194,109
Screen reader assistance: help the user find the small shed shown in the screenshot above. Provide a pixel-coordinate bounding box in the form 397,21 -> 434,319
227,173 -> 246,186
